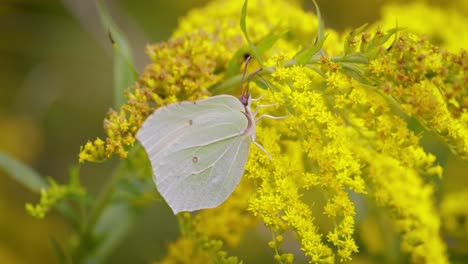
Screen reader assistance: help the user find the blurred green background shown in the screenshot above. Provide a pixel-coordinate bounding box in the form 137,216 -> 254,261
0,0 -> 466,263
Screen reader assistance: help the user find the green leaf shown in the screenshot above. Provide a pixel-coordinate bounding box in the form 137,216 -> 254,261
225,29 -> 285,78
340,63 -> 373,85
306,64 -> 327,79
68,165 -> 82,189
294,34 -> 327,64
254,78 -> 270,90
367,28 -> 401,54
344,23 -> 368,55
87,204 -> 136,263
293,0 -> 326,64
241,0 -> 263,66
55,165 -> 87,230
56,202 -> 81,231
225,47 -> 250,78
209,74 -> 244,94
312,0 -> 325,44
0,152 -> 47,193
96,0 -> 138,108
333,53 -> 369,64
50,237 -> 68,264
257,29 -> 287,55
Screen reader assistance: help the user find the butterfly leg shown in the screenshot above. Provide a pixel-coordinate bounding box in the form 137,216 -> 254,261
253,141 -> 273,161
250,94 -> 264,102
252,103 -> 278,116
255,114 -> 288,123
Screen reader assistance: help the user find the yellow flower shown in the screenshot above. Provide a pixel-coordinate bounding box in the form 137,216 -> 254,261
26,176 -> 85,219
359,150 -> 448,263
156,237 -> 212,264
369,33 -> 468,162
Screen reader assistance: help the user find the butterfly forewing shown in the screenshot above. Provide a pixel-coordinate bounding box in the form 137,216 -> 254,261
136,95 -> 252,213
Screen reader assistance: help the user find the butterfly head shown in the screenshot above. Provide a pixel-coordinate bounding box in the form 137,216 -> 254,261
239,89 -> 251,108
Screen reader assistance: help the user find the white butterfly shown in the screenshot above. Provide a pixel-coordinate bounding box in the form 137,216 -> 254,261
136,89 -> 283,214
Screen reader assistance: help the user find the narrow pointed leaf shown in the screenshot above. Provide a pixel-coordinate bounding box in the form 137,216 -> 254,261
56,202 -> 81,231
257,29 -> 287,55
295,34 -> 328,64
86,204 -> 136,263
340,63 -> 373,85
96,0 -> 138,108
333,53 -> 369,64
344,23 -> 369,55
241,0 -> 263,66
312,0 -> 325,43
0,152 -> 47,193
367,28 -> 402,52
225,47 -> 250,78
254,78 -> 270,90
294,1 -> 327,64
225,29 -> 285,78
50,237 -> 68,264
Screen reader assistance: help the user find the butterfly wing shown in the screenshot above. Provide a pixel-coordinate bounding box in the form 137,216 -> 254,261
136,95 -> 252,213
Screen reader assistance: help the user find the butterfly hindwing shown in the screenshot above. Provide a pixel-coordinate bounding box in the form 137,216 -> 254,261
163,135 -> 251,213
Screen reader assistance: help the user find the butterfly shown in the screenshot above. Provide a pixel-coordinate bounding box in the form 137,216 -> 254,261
137,60 -> 284,214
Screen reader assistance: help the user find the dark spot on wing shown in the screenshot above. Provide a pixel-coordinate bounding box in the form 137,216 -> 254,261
188,119 -> 193,125
192,156 -> 199,163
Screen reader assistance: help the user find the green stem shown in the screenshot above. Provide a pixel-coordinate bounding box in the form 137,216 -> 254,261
209,74 -> 245,94
74,147 -> 139,261
73,164 -> 124,261
269,228 -> 284,264
177,213 -> 190,236
85,164 -> 125,234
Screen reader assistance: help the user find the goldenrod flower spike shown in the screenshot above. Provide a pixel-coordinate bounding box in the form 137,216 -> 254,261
75,0 -> 468,263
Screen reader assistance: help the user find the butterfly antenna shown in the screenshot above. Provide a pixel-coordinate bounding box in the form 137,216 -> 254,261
240,56 -> 263,106
241,55 -> 252,97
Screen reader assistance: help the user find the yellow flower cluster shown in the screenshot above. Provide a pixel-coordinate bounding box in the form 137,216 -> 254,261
359,150 -> 447,263
157,237 -> 212,264
262,67 -> 364,262
25,184 -> 68,219
78,0 -> 467,263
157,213 -> 243,264
246,126 -> 336,263
257,49 -> 445,262
318,49 -> 447,262
194,179 -> 258,248
26,176 -> 84,219
368,34 -> 468,162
